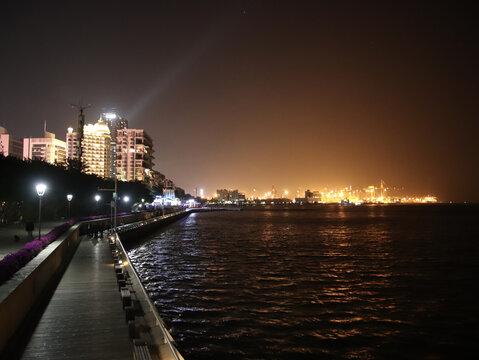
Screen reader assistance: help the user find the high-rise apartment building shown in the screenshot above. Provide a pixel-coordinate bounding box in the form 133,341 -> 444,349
66,127 -> 79,161
81,118 -> 111,178
23,131 -> 66,165
115,129 -> 154,182
102,113 -> 128,178
0,126 -> 23,159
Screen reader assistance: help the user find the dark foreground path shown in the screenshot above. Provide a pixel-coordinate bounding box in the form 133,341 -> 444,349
18,236 -> 132,360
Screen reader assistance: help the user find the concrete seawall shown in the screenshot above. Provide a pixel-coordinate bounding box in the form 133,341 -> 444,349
117,211 -> 190,247
0,224 -> 82,354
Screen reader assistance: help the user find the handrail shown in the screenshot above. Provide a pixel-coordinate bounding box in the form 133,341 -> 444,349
112,214 -> 183,360
115,211 -> 184,234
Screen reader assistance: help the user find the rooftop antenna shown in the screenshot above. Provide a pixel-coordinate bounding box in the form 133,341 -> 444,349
70,101 -> 92,161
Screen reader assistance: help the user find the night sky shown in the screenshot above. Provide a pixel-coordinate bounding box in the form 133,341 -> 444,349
1,1 -> 478,201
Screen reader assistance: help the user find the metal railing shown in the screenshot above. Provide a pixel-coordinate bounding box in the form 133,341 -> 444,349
115,211 -> 185,234
112,220 -> 183,360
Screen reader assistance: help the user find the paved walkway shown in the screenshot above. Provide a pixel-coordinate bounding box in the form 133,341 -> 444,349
18,236 -> 132,360
0,221 -> 64,260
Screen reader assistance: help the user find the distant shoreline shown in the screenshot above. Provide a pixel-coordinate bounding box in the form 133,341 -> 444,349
203,202 -> 478,210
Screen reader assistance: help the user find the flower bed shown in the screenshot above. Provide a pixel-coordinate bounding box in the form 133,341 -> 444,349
0,212 -> 133,285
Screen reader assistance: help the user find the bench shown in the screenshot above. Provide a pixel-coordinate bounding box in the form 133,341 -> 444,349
133,339 -> 152,360
114,264 -> 123,274
120,287 -> 131,307
125,305 -> 135,322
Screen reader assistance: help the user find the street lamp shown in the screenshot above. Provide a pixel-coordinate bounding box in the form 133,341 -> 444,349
36,183 -> 47,239
95,194 -> 101,214
123,196 -> 130,203
67,194 -> 73,218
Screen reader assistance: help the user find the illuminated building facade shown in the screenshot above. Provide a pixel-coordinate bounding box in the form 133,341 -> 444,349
23,131 -> 66,165
115,129 -> 154,182
216,189 -> 246,203
81,118 -> 111,178
163,179 -> 176,201
66,127 -> 79,160
305,190 -> 321,203
102,113 -> 128,178
0,126 -> 23,159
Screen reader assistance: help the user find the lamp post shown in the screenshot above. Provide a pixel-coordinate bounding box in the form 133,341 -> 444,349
95,194 -> 101,214
36,183 -> 47,239
67,194 -> 73,218
97,176 -> 117,233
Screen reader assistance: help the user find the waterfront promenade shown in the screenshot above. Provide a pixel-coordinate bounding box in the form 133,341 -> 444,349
0,221 -> 64,260
11,235 -> 133,359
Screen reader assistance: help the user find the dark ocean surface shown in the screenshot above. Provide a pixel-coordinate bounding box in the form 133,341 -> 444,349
128,205 -> 479,359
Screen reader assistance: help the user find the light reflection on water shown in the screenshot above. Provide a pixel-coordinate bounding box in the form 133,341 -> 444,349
128,205 -> 479,360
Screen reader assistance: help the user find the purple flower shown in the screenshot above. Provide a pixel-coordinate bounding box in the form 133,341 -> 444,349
0,212 -> 133,286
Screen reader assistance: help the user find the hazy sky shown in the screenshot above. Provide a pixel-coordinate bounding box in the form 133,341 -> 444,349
1,1 -> 478,201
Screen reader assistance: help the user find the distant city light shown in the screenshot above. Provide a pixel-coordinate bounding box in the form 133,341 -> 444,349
208,182 -> 437,205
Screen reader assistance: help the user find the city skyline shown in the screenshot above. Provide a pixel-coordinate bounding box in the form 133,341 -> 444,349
208,181 -> 437,203
1,1 -> 478,202
0,122 -> 441,201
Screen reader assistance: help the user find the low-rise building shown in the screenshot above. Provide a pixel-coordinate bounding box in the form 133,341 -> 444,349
216,189 -> 246,203
23,131 -> 67,165
0,126 -> 23,159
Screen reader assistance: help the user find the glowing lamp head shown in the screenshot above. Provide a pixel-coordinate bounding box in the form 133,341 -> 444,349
67,194 -> 73,202
123,196 -> 130,203
36,183 -> 47,197
104,113 -> 117,120
95,195 -> 101,202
